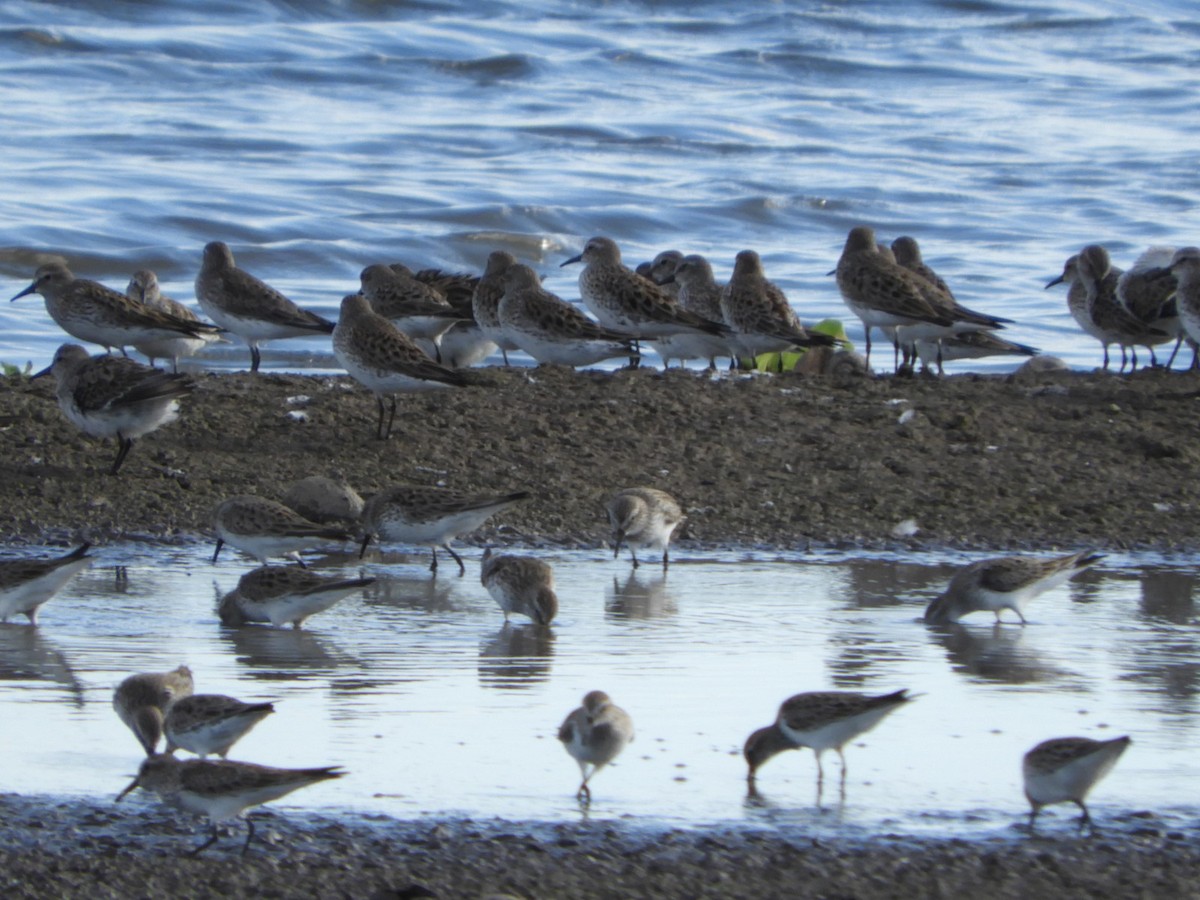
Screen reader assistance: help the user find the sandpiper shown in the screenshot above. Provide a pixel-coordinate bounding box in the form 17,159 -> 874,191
164,693 -> 276,758
645,249 -> 684,300
35,343 -> 195,475
557,690 -> 634,802
212,495 -> 353,566
358,264 -> 467,362
217,565 -> 376,629
472,250 -> 522,365
410,265 -> 496,368
606,487 -> 684,569
887,236 -> 1012,371
480,548 -> 558,625
194,241 -> 334,372
833,225 -> 955,372
112,664 -> 194,755
1118,247 -> 1185,368
126,269 -> 223,371
721,249 -> 841,363
0,543 -> 92,625
743,690 -> 914,798
890,236 -> 955,298
1167,247 -> 1200,361
562,236 -> 730,364
924,551 -> 1104,625
116,753 -> 345,856
333,293 -> 477,439
497,264 -> 636,367
1079,245 -> 1169,371
1048,246 -> 1167,372
282,473 -> 365,527
1046,254 -> 1112,365
360,485 -> 531,575
913,330 -> 1038,373
653,253 -> 733,369
11,262 -> 219,355
1023,735 -> 1131,830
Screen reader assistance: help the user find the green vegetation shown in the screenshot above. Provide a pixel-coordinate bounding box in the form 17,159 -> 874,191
748,319 -> 852,372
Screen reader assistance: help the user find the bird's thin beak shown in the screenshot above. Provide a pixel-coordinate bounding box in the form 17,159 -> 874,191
1044,275 -> 1064,289
31,363 -> 53,380
115,776 -> 140,802
825,268 -> 836,277
560,254 -> 582,268
10,283 -> 36,302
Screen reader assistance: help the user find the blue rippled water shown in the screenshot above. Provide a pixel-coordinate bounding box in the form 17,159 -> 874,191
1,0 -> 1198,371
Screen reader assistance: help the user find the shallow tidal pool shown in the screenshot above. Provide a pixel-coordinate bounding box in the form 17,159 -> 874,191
2,542 -> 1197,839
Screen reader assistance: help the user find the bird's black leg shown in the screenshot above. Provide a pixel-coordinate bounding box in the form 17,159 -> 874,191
110,436 -> 133,475
188,825 -> 222,857
444,543 -> 466,576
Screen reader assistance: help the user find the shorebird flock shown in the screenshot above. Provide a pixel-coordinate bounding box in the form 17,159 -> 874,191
0,227 -> 1149,852
12,229 -> 1200,471
0,481 -> 1131,852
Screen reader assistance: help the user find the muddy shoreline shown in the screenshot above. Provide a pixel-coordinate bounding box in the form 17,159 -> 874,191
5,362 -> 1200,897
2,793 -> 1197,900
2,362 -> 1200,554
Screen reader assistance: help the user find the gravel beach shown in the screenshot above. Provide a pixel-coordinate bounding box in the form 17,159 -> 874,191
3,360 -> 1200,898
2,361 -> 1199,553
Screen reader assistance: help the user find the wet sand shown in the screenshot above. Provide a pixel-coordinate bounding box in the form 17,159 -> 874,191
3,361 -> 1200,897
1,793 -> 1197,900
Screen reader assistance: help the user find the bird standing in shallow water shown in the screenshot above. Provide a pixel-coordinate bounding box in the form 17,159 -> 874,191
480,549 -> 558,625
212,495 -> 353,567
743,689 -> 914,803
558,690 -> 634,802
112,665 -> 195,755
359,485 -> 531,576
217,565 -> 375,630
163,693 -> 275,759
0,543 -> 92,625
923,551 -> 1103,625
606,487 -> 684,569
1022,735 -> 1131,831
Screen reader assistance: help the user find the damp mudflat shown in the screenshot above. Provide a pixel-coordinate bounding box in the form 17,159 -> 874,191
3,542 -> 1196,840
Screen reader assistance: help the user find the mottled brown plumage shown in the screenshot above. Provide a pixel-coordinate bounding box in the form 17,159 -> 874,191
333,293 -> 475,439
195,241 -> 334,372
564,236 -> 730,340
12,262 -> 218,354
218,565 -> 375,628
498,264 -> 635,366
360,485 -> 531,575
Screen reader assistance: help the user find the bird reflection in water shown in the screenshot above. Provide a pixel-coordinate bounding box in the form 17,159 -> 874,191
925,622 -> 1069,685
605,571 -> 677,620
0,625 -> 85,707
1139,569 -> 1196,625
361,571 -> 462,615
218,621 -> 354,679
478,623 -> 555,689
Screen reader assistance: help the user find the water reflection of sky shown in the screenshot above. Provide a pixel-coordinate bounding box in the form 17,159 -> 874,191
0,543 -> 1196,836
